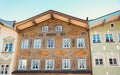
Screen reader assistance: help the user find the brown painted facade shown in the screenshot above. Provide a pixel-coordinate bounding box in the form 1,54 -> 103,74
12,10 -> 91,75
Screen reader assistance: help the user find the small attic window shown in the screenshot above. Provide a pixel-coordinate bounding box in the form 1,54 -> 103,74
110,24 -> 114,27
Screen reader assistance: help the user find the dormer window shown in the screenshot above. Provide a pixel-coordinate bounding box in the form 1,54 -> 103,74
55,25 -> 62,31
42,26 -> 48,32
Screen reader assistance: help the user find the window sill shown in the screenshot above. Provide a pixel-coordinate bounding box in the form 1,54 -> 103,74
1,51 -> 13,53
105,41 -> 115,43
93,42 -> 101,43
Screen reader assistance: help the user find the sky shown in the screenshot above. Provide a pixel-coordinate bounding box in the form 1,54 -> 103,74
0,0 -> 120,22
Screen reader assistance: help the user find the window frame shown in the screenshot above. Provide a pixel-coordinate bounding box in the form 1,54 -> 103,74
45,60 -> 54,70
108,58 -> 118,66
62,59 -> 71,69
77,38 -> 85,48
47,39 -> 55,48
18,60 -> 27,70
62,38 -> 70,48
55,25 -> 62,31
0,64 -> 9,75
42,26 -> 48,32
78,59 -> 86,69
95,58 -> 104,66
34,39 -> 41,49
118,33 -> 120,42
105,33 -> 114,42
92,34 -> 101,43
21,39 -> 29,49
31,60 -> 40,70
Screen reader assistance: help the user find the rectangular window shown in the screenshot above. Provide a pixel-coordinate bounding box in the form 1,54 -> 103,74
21,39 -> 29,48
47,39 -> 54,48
55,26 -> 62,31
77,38 -> 85,48
34,39 -> 41,48
31,60 -> 40,70
118,33 -> 120,42
62,59 -> 70,69
0,64 -> 9,75
105,34 -> 114,42
18,60 -> 27,70
93,34 -> 100,43
63,39 -> 70,48
3,43 -> 13,52
109,58 -> 118,66
45,60 -> 54,70
95,58 -> 103,66
78,59 -> 86,69
42,26 -> 48,32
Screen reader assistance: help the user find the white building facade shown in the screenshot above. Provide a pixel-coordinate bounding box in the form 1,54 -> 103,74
0,19 -> 17,75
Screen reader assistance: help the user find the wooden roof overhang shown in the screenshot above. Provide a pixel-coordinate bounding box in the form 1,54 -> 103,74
14,10 -> 88,31
91,14 -> 120,29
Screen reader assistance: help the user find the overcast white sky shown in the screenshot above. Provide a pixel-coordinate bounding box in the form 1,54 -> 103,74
0,0 -> 120,22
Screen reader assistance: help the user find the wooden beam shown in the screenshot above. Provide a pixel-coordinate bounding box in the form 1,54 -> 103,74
68,19 -> 71,25
32,20 -> 37,25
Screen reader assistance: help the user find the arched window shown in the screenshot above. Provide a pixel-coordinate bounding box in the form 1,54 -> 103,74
3,37 -> 15,52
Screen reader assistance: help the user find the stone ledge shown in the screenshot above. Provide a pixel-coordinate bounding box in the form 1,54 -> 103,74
12,70 -> 91,74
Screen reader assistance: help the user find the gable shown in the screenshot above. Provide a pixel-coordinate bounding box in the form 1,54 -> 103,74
14,10 -> 88,31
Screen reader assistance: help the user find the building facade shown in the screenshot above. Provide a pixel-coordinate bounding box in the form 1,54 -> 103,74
89,10 -> 120,75
12,10 -> 92,75
0,19 -> 17,75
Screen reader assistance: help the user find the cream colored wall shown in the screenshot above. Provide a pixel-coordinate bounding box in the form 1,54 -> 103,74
90,20 -> 120,75
0,24 -> 18,75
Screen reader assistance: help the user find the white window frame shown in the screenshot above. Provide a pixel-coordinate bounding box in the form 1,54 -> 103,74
78,59 -> 86,69
105,34 -> 114,42
62,59 -> 71,69
47,39 -> 54,48
108,57 -> 118,66
34,39 -> 41,48
21,39 -> 29,49
77,38 -> 85,48
45,60 -> 54,70
92,34 -> 100,43
0,64 -> 9,75
42,26 -> 48,32
18,60 -> 27,70
62,38 -> 70,48
118,33 -> 120,42
31,60 -> 40,70
3,43 -> 13,52
95,58 -> 104,66
55,25 -> 62,31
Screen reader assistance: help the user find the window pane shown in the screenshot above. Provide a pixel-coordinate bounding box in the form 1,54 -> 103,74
62,59 -> 70,69
34,39 -> 41,48
77,38 -> 85,48
78,59 -> 86,69
45,60 -> 54,70
47,39 -> 54,48
63,39 -> 70,48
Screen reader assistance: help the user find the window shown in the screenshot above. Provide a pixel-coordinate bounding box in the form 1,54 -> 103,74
0,64 -> 9,75
63,39 -> 70,48
109,58 -> 118,66
34,39 -> 41,48
95,58 -> 103,66
118,33 -> 120,42
105,34 -> 114,42
18,60 -> 27,70
77,38 -> 85,48
45,60 -> 54,70
78,59 -> 86,69
47,39 -> 54,48
3,43 -> 13,52
21,39 -> 29,48
31,60 -> 40,70
3,37 -> 14,52
42,26 -> 48,32
62,59 -> 70,69
93,34 -> 100,43
110,24 -> 114,27
55,26 -> 62,31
